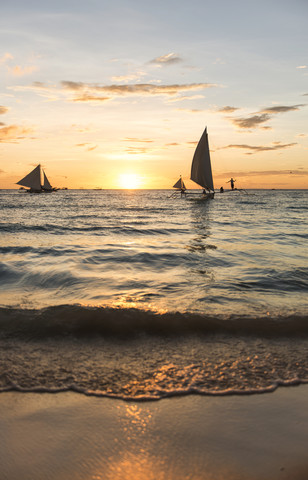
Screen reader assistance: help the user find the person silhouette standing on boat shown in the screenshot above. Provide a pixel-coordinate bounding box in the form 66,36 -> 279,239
227,178 -> 236,190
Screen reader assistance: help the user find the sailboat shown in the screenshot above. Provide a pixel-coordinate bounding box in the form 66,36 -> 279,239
172,127 -> 214,200
17,164 -> 57,193
172,176 -> 186,194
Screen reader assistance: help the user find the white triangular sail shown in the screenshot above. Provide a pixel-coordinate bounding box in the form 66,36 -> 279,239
43,170 -> 52,190
190,127 -> 214,191
16,165 -> 42,191
173,177 -> 186,190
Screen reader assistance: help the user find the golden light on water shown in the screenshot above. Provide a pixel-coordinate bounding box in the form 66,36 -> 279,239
118,173 -> 142,189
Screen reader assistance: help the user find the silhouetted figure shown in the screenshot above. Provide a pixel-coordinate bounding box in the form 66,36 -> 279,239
220,186 -> 224,193
227,178 -> 236,190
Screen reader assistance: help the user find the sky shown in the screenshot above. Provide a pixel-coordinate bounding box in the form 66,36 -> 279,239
0,0 -> 307,189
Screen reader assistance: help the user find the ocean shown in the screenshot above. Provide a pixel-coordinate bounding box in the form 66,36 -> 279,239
0,188 -> 307,400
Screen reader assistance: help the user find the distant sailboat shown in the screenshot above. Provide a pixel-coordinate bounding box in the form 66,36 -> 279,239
17,164 -> 56,193
172,127 -> 214,200
173,176 -> 186,193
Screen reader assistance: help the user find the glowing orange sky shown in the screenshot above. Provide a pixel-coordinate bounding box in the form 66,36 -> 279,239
0,1 -> 307,189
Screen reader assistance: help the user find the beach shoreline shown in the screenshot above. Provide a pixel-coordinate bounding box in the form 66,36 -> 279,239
0,385 -> 307,480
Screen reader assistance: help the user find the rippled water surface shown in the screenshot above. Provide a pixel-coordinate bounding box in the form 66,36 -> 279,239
1,189 -> 307,314
0,189 -> 307,399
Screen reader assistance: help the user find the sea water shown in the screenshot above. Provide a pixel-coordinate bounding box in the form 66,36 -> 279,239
0,189 -> 307,399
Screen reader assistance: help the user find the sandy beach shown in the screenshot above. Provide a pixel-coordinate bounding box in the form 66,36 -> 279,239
0,385 -> 307,480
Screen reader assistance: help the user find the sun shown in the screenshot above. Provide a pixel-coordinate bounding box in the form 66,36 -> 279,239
118,173 -> 142,189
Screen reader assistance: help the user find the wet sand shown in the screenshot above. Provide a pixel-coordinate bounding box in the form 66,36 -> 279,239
0,385 -> 307,480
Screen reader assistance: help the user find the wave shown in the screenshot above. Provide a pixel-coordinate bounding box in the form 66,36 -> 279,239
0,222 -> 188,236
1,377 -> 307,401
0,305 -> 307,339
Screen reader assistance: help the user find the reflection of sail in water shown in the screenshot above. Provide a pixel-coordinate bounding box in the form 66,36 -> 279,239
186,202 -> 216,287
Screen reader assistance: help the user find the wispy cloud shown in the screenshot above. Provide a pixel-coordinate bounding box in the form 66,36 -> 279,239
176,108 -> 203,113
0,53 -> 13,65
124,146 -> 153,154
227,104 -> 306,130
61,80 -> 215,96
111,72 -> 146,82
121,137 -> 155,154
1,54 -> 37,76
11,80 -> 217,105
8,65 -> 38,77
0,124 -> 34,143
217,106 -> 239,113
260,105 -> 305,114
149,53 -> 182,66
122,137 -> 154,143
297,65 -> 307,69
215,169 -> 308,179
167,94 -> 205,103
223,142 -> 297,154
0,106 -> 9,115
231,114 -> 271,129
76,143 -> 98,151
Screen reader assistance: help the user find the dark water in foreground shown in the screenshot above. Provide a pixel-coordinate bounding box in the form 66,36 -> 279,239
0,189 -> 307,399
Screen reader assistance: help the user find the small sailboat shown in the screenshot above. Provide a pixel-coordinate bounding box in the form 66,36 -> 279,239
172,127 -> 215,200
172,176 -> 186,194
17,164 -> 57,193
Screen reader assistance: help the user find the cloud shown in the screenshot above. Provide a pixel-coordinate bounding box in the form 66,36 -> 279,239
231,114 -> 271,129
60,81 -> 217,102
0,106 -> 9,115
0,53 -> 13,65
149,53 -> 182,66
215,169 -> 308,179
75,143 -> 98,151
229,104 -> 306,130
223,142 -> 297,154
62,81 -> 215,95
167,94 -> 205,103
11,80 -> 217,105
122,137 -> 153,143
0,124 -> 33,143
297,65 -> 307,69
218,106 -> 239,113
71,94 -> 111,103
260,104 -> 305,114
9,81 -> 60,102
111,72 -> 146,82
125,146 -> 152,154
8,65 -> 38,76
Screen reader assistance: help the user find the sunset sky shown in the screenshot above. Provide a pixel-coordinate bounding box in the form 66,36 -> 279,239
1,0 -> 307,189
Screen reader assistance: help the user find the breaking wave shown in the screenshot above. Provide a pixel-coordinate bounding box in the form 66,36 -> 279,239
0,305 -> 307,339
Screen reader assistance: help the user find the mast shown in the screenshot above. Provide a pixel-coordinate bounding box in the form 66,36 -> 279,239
190,127 -> 214,191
